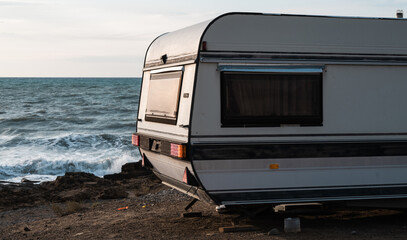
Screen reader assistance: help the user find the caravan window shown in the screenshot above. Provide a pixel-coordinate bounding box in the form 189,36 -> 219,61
145,71 -> 183,125
221,70 -> 322,127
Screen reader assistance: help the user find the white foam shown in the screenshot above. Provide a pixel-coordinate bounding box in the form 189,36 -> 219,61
0,133 -> 141,182
6,174 -> 58,183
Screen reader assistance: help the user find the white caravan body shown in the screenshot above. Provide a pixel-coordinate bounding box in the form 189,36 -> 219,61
134,13 -> 407,206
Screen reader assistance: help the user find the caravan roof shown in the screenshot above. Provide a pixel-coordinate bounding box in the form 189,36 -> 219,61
145,13 -> 407,68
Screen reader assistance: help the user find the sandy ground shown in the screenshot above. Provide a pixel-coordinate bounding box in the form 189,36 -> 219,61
1,171 -> 407,240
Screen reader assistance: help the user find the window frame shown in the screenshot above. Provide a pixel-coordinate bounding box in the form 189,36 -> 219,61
220,65 -> 323,128
145,67 -> 184,125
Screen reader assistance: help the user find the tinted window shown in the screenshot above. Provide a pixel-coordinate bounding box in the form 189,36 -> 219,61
145,71 -> 183,125
221,72 -> 322,127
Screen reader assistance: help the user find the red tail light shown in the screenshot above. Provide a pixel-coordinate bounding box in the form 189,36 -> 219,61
171,143 -> 186,158
183,168 -> 188,184
182,167 -> 199,186
132,134 -> 139,146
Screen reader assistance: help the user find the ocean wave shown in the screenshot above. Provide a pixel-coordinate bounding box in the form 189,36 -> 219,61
0,133 -> 131,149
0,158 -> 114,177
0,116 -> 100,128
0,137 -> 141,181
115,94 -> 139,100
0,169 -> 13,179
102,122 -> 136,130
0,135 -> 27,147
50,133 -> 129,149
3,114 -> 46,123
59,117 -> 96,125
22,100 -> 48,104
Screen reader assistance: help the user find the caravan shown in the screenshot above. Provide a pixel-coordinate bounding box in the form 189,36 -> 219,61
133,13 -> 407,207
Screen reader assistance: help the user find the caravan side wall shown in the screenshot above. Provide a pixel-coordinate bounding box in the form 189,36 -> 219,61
191,63 -> 407,205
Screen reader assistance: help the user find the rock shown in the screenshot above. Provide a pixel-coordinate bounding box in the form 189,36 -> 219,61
104,162 -> 150,181
24,226 -> 31,231
103,173 -> 133,181
121,162 -> 143,173
0,162 -> 161,211
43,172 -> 105,191
104,162 -> 151,181
40,172 -> 117,202
268,228 -> 280,235
21,178 -> 40,184
351,230 -> 357,235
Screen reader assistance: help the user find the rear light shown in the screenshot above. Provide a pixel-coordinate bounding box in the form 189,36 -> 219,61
182,168 -> 188,184
182,167 -> 199,186
170,143 -> 187,158
132,134 -> 139,146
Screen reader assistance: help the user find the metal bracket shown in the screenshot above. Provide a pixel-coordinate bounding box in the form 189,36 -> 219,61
184,198 -> 198,211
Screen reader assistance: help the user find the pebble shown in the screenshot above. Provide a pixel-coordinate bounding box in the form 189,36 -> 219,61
351,230 -> 357,235
24,227 -> 31,232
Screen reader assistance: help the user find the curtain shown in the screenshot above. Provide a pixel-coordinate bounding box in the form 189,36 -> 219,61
222,72 -> 321,124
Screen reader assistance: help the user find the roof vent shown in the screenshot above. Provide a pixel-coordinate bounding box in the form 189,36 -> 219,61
397,10 -> 404,18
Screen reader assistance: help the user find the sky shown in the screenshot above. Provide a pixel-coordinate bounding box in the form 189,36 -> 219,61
1,0 -> 407,77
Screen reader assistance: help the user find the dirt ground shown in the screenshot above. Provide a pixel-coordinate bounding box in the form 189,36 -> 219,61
1,170 -> 407,239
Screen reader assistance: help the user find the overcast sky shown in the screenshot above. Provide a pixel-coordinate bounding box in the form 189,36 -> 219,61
1,0 -> 406,77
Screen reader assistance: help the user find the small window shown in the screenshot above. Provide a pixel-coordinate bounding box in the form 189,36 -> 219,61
221,68 -> 322,127
145,71 -> 183,125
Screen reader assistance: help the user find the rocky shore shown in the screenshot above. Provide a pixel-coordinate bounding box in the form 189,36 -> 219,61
1,163 -> 407,240
0,162 -> 162,211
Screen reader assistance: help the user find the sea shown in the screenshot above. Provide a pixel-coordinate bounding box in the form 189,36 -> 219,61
0,77 -> 141,183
